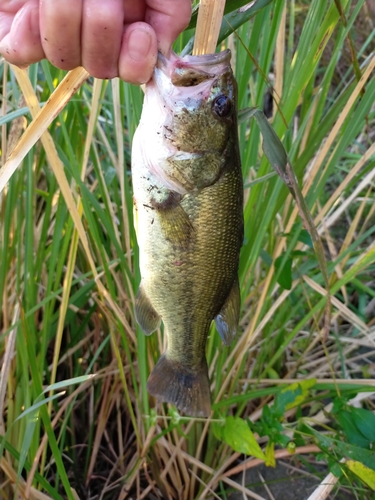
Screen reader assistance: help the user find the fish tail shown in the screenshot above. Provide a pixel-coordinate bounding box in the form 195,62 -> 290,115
147,354 -> 211,417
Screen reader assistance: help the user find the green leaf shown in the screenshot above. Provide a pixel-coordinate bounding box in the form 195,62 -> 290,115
331,402 -> 375,449
274,254 -> 293,290
222,417 -> 266,460
334,410 -> 370,449
347,460 -> 375,490
298,230 -> 313,248
306,425 -> 375,471
274,379 -> 316,416
329,460 -> 344,478
252,110 -> 289,183
350,407 -> 375,443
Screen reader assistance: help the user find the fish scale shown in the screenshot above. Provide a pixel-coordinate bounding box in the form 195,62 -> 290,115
131,49 -> 243,417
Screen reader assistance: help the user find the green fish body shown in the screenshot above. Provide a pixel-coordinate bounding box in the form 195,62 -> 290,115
131,50 -> 243,417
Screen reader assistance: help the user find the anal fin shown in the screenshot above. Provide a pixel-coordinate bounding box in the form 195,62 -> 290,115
215,278 -> 241,345
135,285 -> 161,335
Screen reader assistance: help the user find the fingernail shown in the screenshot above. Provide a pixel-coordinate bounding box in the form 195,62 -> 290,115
29,7 -> 40,37
127,29 -> 152,61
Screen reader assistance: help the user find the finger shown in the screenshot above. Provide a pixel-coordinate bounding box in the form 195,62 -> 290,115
0,1 -> 29,14
81,0 -> 124,79
0,12 -> 14,41
40,0 -> 82,70
145,0 -> 191,54
0,1 -> 44,67
119,22 -> 157,84
123,0 -> 146,23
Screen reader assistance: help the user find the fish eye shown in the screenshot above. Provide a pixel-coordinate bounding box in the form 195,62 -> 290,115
212,95 -> 232,118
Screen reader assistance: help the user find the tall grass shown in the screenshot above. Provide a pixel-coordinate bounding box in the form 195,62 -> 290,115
0,1 -> 374,498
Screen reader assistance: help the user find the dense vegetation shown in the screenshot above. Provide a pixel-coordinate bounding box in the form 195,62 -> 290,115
0,1 -> 374,498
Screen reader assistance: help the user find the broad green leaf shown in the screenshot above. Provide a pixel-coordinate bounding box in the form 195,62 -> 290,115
238,107 -> 259,124
274,379 -> 316,415
298,230 -> 313,248
347,460 -> 375,490
335,410 -> 370,449
274,254 -> 293,290
284,379 -> 316,410
306,425 -> 375,471
349,407 -> 375,443
222,417 -> 266,460
329,460 -> 345,478
332,401 -> 375,449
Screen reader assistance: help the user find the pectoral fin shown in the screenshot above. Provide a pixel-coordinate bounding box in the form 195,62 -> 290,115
215,279 -> 240,345
152,191 -> 194,249
158,203 -> 194,249
135,285 -> 161,335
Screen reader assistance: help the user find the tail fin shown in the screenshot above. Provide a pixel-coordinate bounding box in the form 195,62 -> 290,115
147,354 -> 211,417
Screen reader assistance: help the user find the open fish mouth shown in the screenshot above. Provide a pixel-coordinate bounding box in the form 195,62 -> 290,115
157,49 -> 231,70
156,50 -> 232,89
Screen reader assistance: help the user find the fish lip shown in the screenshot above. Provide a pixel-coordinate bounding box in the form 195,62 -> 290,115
157,49 -> 231,70
181,49 -> 231,67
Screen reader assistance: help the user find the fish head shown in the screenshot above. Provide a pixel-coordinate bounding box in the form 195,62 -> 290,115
136,50 -> 238,194
153,49 -> 237,155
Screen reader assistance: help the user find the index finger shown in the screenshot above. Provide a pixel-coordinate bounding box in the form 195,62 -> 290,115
0,0 -> 28,40
0,0 -> 28,13
145,0 -> 191,54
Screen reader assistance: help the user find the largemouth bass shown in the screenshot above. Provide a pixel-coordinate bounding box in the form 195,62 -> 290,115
131,49 -> 243,417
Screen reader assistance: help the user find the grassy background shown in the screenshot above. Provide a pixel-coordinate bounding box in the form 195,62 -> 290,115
0,0 -> 375,498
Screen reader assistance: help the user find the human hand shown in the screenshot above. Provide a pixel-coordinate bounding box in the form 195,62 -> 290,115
0,0 -> 192,84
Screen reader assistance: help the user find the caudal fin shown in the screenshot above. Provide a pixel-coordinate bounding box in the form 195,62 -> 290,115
147,354 -> 211,417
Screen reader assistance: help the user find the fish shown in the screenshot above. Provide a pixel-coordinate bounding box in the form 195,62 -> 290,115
131,49 -> 244,417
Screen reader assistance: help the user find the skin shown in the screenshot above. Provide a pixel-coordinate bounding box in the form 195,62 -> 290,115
0,0 -> 192,83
